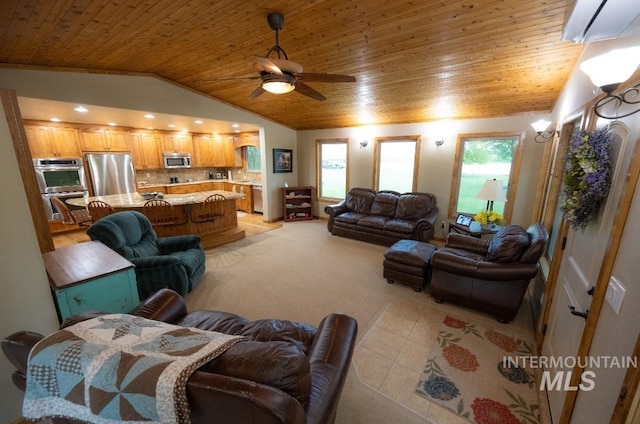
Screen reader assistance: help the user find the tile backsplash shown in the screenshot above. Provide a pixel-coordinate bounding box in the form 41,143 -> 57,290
136,168 -> 261,186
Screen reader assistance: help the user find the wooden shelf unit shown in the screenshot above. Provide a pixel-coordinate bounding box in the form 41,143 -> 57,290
282,186 -> 314,221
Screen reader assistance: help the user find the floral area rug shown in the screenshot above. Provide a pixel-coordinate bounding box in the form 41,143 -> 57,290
416,316 -> 540,424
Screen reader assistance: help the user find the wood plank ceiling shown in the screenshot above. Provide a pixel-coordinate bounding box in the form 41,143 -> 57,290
0,0 -> 584,130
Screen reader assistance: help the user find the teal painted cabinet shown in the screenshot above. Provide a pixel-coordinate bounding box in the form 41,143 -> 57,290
43,241 -> 139,321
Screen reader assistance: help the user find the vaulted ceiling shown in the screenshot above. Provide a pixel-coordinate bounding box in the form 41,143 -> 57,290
0,0 -> 585,130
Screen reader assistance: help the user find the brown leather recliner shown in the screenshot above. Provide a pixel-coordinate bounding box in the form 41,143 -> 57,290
2,289 -> 358,424
430,223 -> 548,323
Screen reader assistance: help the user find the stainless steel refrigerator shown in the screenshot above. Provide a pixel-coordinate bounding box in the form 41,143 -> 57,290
85,153 -> 136,196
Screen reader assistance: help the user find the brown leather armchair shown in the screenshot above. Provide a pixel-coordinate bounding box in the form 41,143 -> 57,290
430,223 -> 549,323
2,289 -> 358,424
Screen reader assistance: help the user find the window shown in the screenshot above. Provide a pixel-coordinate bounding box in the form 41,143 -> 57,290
317,139 -> 348,200
246,146 -> 261,172
374,136 -> 421,192
448,133 -> 524,223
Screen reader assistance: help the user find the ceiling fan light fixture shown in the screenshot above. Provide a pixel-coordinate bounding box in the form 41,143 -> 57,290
262,81 -> 295,94
261,73 -> 296,94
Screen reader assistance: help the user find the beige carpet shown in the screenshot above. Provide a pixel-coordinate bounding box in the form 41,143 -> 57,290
184,220 -> 537,424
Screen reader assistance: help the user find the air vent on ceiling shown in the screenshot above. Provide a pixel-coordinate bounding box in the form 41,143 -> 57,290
562,0 -> 640,43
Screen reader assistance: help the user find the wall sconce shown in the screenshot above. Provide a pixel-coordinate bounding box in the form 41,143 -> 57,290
579,46 -> 640,119
360,140 -> 368,149
435,138 -> 444,147
531,120 -> 557,143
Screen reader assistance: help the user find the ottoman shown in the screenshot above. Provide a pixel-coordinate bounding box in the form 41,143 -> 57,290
383,239 -> 436,292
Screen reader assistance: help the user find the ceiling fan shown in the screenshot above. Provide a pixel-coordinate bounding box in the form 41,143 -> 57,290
208,12 -> 356,101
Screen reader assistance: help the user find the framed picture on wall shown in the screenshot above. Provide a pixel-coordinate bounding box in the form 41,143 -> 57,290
273,148 -> 293,173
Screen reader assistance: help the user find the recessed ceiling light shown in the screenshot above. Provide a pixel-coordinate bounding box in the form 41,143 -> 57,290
144,114 -> 155,119
50,117 -> 61,122
232,123 -> 240,128
194,120 -> 203,124
168,124 -> 176,128
74,106 -> 88,113
108,122 -> 117,126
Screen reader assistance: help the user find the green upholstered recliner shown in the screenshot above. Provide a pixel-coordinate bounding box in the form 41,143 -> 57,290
86,210 -> 205,299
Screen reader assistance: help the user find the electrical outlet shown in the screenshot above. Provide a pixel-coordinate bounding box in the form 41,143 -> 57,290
441,220 -> 446,229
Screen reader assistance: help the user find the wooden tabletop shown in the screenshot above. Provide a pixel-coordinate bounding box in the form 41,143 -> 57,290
43,241 -> 134,290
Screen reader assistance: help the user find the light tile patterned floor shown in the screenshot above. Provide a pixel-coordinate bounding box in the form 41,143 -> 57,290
352,295 -> 539,424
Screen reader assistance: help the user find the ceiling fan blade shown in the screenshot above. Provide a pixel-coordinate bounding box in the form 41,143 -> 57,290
253,56 -> 283,75
269,58 -> 303,74
296,73 -> 356,83
249,85 -> 266,99
295,82 -> 326,101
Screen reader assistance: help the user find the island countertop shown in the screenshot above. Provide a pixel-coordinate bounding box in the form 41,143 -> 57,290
67,190 -> 244,208
67,190 -> 246,250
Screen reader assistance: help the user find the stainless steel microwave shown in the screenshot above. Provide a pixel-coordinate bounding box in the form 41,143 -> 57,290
163,152 -> 191,169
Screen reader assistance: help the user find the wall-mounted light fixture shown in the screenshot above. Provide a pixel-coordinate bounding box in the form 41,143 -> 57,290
435,138 -> 444,147
360,140 -> 368,149
579,46 -> 640,119
531,120 -> 557,143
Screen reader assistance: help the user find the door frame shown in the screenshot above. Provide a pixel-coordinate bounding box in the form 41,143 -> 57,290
535,107 -> 586,349
537,107 -> 640,422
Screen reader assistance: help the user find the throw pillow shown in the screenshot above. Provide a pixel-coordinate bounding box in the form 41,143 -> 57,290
486,225 -> 529,262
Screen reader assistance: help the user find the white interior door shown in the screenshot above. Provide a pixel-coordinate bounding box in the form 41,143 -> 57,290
542,121 -> 631,423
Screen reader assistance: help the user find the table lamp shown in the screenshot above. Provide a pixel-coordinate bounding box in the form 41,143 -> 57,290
476,178 -> 507,211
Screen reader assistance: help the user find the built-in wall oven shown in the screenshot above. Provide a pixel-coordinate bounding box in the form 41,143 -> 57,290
34,157 -> 88,221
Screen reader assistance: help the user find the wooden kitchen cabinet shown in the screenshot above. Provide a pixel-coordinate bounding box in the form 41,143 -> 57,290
237,186 -> 253,213
200,181 -> 226,191
43,241 -> 139,321
192,133 -> 214,166
224,182 -> 252,212
129,130 -> 162,169
80,128 -> 130,151
215,136 -> 235,167
193,133 -> 234,167
24,123 -> 82,158
138,184 -> 166,194
166,183 -> 201,194
160,131 -> 194,155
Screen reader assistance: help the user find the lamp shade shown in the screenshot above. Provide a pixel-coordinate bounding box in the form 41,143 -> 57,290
531,120 -> 551,133
476,179 -> 507,202
579,46 -> 640,89
262,81 -> 295,94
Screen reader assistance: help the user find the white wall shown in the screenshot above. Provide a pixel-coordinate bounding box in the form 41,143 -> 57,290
298,115 -> 551,230
550,32 -> 640,424
0,94 -> 60,422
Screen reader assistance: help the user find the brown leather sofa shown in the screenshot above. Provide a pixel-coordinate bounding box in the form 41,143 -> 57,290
324,188 -> 438,246
430,223 -> 548,322
2,289 -> 358,424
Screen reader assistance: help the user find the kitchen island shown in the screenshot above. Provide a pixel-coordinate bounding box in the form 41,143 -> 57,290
68,190 -> 245,249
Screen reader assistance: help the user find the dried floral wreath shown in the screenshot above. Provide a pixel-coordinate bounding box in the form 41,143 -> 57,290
561,128 -> 612,231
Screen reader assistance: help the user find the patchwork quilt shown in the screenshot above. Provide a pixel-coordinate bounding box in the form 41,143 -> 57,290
23,314 -> 247,423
